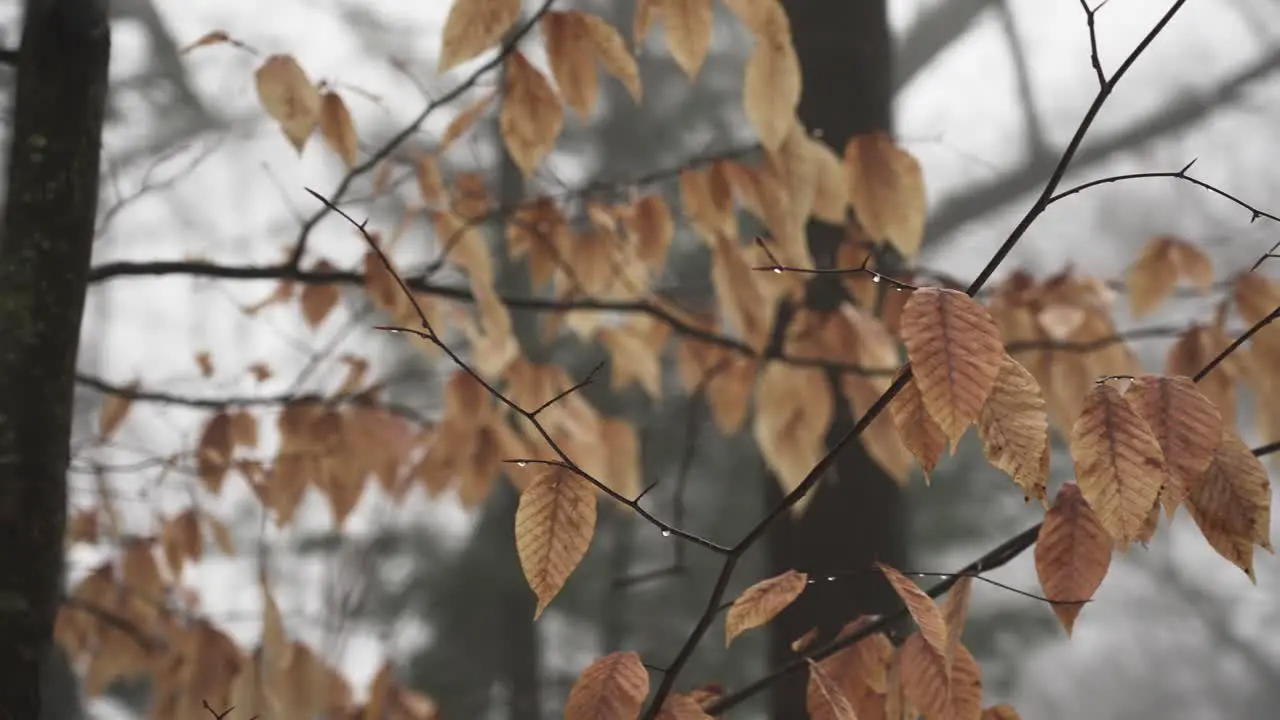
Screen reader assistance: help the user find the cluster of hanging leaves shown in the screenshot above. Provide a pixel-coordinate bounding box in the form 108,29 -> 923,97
79,0 -> 1280,717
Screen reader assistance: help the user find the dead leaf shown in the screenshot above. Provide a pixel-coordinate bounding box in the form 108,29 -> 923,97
742,21 -> 800,150
889,376 -> 948,480
1069,382 -> 1167,544
845,131 -> 926,259
99,383 -> 138,441
659,0 -> 714,79
900,288 -> 1005,444
725,569 -> 808,647
1035,482 -> 1112,635
255,55 -> 321,152
318,91 -> 358,167
977,355 -> 1051,504
500,51 -> 564,176
1124,374 -> 1221,517
564,652 -> 649,720
515,467 -> 597,617
1185,426 -> 1273,581
439,0 -> 522,72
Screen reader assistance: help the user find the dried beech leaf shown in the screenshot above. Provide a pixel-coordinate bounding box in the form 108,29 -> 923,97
806,659 -> 859,720
439,0 -> 522,72
500,51 -> 563,176
754,362 -> 834,514
564,652 -> 649,720
318,92 -> 358,167
889,376 -> 948,480
515,467 -> 597,617
542,11 -> 599,120
898,632 -> 950,720
725,569 -> 808,647
1035,483 -> 1112,635
1069,383 -> 1167,544
845,131 -> 926,259
900,288 -> 1005,444
1124,374 -> 1221,517
879,563 -> 949,664
584,14 -> 642,101
1127,236 -> 1179,318
255,55 -> 321,152
99,383 -> 138,441
742,22 -> 801,150
977,354 -> 1051,504
659,0 -> 714,80
1186,426 -> 1273,581
440,91 -> 495,151
299,260 -> 341,329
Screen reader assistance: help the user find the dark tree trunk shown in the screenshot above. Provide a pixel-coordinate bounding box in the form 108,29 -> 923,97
765,2 -> 906,716
0,0 -> 110,717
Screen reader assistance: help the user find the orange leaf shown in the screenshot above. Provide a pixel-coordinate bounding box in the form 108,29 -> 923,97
941,575 -> 973,662
99,382 -> 138,440
845,131 -> 925,259
542,11 -> 599,120
1124,374 -> 1221,517
898,632 -> 950,720
440,91 -> 495,151
889,375 -> 948,480
565,652 -> 649,720
724,569 -> 808,647
742,21 -> 801,150
656,693 -> 715,719
659,0 -> 714,79
500,51 -> 564,176
948,644 -> 984,720
900,288 -> 1005,444
515,467 -> 597,617
299,261 -> 341,329
806,659 -> 859,720
983,704 -> 1024,720
625,194 -> 675,270
439,0 -> 521,72
879,564 -> 949,664
255,55 -> 321,152
754,362 -> 834,514
318,91 -> 358,167
1035,482 -> 1111,635
1185,426 -> 1273,581
584,13 -> 642,101
1127,235 -> 1179,318
1069,382 -> 1167,544
977,354 -> 1051,504
197,412 -> 235,493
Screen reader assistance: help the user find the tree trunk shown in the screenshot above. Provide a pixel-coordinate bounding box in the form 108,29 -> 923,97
765,2 -> 904,716
0,0 -> 110,717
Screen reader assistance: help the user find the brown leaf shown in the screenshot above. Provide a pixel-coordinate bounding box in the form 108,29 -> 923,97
1185,426 -> 1273,581
584,13 -> 642,101
900,288 -> 1005,444
754,362 -> 834,514
725,569 -> 808,647
299,261 -> 341,329
318,92 -> 358,167
879,564 -> 949,664
440,91 -> 495,151
889,375 -> 948,480
949,644 -> 984,720
197,412 -> 235,493
1127,236 -> 1179,318
255,55 -> 321,152
808,136 -> 849,224
625,194 -> 675,270
99,383 -> 138,441
806,659 -> 859,720
564,651 -> 649,720
1069,382 -> 1168,544
977,354 -> 1051,504
180,30 -> 233,54
439,0 -> 521,72
194,351 -> 215,378
899,632 -> 950,720
659,0 -> 714,79
941,575 -> 973,663
515,467 -> 597,617
845,131 -> 926,259
1035,483 -> 1112,635
542,11 -> 599,120
983,704 -> 1024,720
600,417 -> 642,500
1124,374 -> 1221,517
742,21 -> 801,150
500,51 -> 564,176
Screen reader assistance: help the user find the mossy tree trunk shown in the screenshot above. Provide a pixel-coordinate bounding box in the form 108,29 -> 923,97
0,0 -> 110,716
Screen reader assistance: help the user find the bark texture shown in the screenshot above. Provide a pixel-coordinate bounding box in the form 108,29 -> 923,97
0,0 -> 110,717
765,2 -> 906,716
